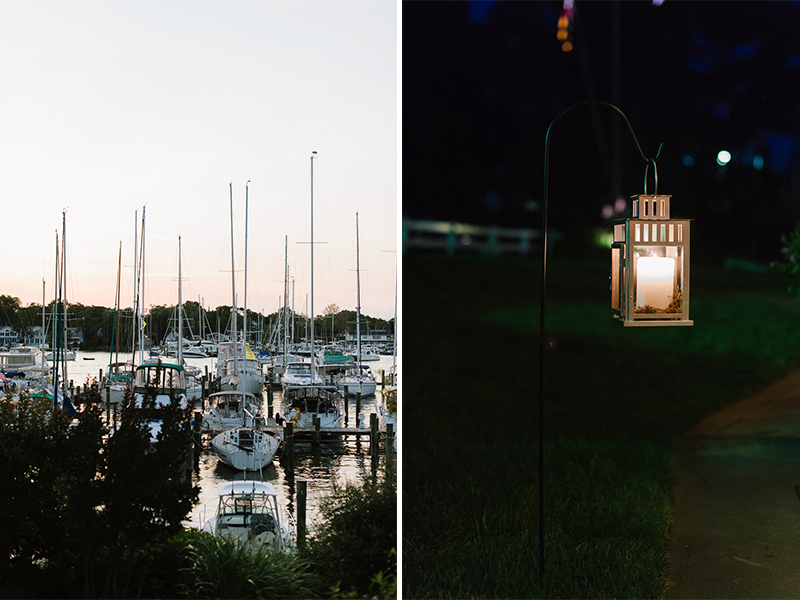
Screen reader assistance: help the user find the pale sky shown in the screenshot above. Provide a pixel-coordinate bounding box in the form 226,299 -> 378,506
0,0 -> 398,321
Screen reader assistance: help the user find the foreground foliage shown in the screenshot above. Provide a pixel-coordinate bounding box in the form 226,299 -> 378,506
304,475 -> 398,598
0,380 -> 198,598
0,379 -> 397,599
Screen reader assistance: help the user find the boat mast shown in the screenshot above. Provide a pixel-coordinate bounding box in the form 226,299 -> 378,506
139,207 -> 146,365
243,180 -> 249,408
41,279 -> 45,388
356,212 -> 362,373
244,180 -> 249,354
52,230 -> 58,361
284,235 -> 289,364
230,182 -> 238,387
109,242 -> 122,377
310,151 -> 317,383
178,235 -> 183,366
132,210 -> 138,364
61,210 -> 68,397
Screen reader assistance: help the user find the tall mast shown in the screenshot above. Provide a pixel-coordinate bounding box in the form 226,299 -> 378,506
356,212 -> 362,371
284,235 -> 289,363
244,180 -> 249,352
292,278 -> 295,346
178,235 -> 183,366
52,231 -> 58,360
132,210 -> 138,363
230,183 -> 238,385
135,207 -> 146,365
310,151 -> 317,382
41,279 -> 45,387
61,210 -> 68,397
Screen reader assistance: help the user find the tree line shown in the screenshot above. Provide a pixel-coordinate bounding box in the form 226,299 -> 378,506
0,295 -> 394,352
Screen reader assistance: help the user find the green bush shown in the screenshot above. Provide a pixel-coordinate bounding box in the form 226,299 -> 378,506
304,475 -> 397,598
173,530 -> 323,599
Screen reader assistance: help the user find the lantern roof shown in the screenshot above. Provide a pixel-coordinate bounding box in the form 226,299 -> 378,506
631,194 -> 671,220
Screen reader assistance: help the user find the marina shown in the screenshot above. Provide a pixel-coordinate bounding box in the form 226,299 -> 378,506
53,350 -> 396,532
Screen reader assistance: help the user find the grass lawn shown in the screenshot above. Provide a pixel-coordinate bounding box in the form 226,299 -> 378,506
402,251 -> 800,599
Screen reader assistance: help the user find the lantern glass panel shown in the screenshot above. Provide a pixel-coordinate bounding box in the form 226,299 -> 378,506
633,246 -> 683,314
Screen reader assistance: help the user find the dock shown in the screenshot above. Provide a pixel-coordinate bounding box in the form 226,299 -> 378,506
260,419 -> 388,438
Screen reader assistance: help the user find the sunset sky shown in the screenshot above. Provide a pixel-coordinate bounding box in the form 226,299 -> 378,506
0,1 -> 398,320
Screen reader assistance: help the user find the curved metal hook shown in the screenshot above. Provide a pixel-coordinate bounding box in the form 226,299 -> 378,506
644,159 -> 658,195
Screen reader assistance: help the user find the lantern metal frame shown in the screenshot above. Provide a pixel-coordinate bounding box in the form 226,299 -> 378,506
611,163 -> 693,326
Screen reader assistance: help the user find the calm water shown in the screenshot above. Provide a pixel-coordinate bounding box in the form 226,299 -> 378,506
65,350 -> 397,530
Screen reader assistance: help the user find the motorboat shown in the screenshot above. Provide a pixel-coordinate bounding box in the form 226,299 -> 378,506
106,361 -> 134,404
337,364 -> 377,397
211,427 -> 281,471
131,358 -> 194,441
0,346 -> 50,374
200,480 -> 295,553
204,390 -> 261,433
281,385 -> 344,430
280,362 -> 322,390
349,347 -> 381,363
317,346 -> 353,365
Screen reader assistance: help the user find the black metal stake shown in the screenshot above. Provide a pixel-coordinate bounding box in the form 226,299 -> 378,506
539,100 -> 652,581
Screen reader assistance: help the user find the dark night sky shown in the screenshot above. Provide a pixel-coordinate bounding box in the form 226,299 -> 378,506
402,0 -> 800,262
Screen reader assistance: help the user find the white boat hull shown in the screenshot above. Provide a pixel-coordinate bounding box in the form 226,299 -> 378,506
338,377 -> 377,397
211,427 -> 279,471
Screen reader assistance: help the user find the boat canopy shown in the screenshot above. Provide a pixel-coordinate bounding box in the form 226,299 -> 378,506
134,360 -> 185,392
219,480 -> 277,497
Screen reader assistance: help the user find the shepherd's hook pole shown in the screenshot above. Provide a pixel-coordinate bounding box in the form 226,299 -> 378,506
539,100 -> 653,581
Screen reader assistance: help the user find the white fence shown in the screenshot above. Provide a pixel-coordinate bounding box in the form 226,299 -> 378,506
402,217 -> 544,255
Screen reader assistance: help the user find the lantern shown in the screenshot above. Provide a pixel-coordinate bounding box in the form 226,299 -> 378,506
611,193 -> 693,326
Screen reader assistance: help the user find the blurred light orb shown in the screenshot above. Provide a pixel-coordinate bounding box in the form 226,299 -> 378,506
601,204 -> 614,219
682,154 -> 695,167
461,234 -> 472,245
614,197 -> 627,212
558,15 -> 569,28
753,154 -> 764,170
716,150 -> 731,166
557,29 -> 568,41
561,41 -> 573,52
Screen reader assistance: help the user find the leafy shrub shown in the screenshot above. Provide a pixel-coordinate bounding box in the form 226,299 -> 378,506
304,475 -> 397,597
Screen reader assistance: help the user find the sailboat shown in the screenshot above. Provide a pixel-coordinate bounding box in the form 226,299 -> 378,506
218,183 -> 264,396
280,152 -> 344,429
131,236 -> 198,440
338,213 -> 376,397
50,211 -> 77,416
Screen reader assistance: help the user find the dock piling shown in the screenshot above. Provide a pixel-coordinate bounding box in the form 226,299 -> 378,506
370,413 -> 378,456
297,480 -> 307,549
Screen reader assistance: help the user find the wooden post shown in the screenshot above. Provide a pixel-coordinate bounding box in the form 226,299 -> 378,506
284,422 -> 294,474
105,384 -> 111,424
297,480 -> 307,549
313,415 -> 321,446
267,384 -> 274,419
381,369 -> 385,389
386,422 -> 394,458
193,409 -> 203,454
356,391 -> 362,427
99,368 -> 103,386
370,413 -> 378,456
344,385 -> 349,426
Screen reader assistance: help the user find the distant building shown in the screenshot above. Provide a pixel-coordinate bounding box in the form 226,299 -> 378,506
343,329 -> 391,343
0,325 -> 21,346
25,326 -> 47,348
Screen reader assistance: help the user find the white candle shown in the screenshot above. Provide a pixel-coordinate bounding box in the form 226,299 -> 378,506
637,256 -> 675,310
